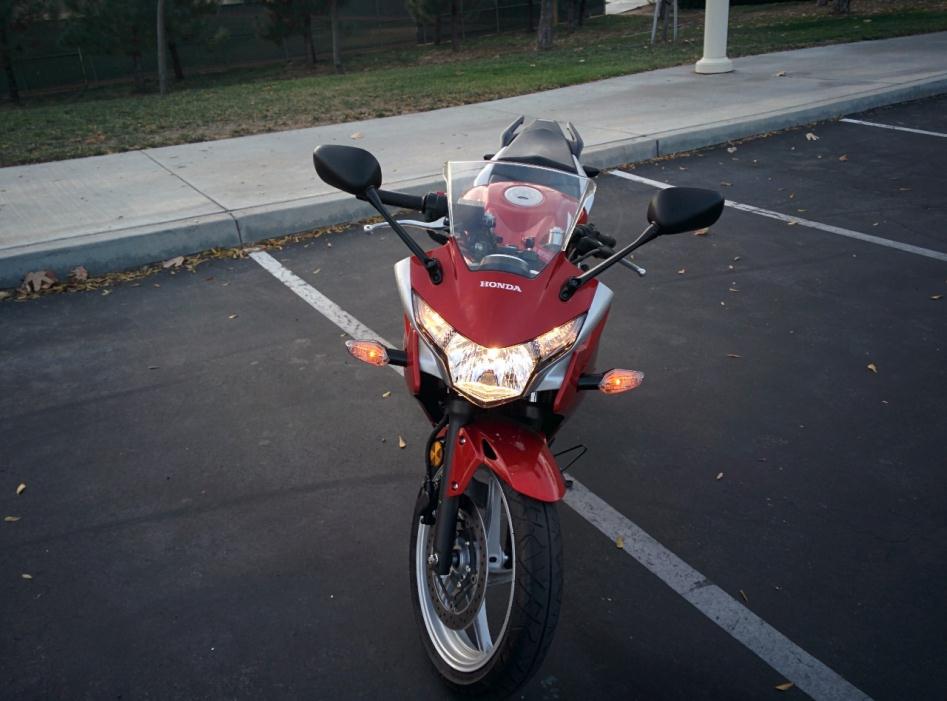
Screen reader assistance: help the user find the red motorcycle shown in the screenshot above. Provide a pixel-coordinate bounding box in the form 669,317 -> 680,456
313,118 -> 723,696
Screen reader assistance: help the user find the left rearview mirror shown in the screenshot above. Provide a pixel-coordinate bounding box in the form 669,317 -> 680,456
647,187 -> 724,235
313,144 -> 383,196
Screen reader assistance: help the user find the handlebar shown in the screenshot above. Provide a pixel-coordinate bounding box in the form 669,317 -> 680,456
371,189 -> 449,221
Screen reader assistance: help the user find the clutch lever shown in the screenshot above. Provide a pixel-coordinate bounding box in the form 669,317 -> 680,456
364,216 -> 448,233
618,257 -> 647,277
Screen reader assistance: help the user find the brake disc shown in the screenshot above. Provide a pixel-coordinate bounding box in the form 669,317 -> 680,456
425,497 -> 489,631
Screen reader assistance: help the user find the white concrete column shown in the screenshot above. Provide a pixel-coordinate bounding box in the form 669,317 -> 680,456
695,0 -> 733,74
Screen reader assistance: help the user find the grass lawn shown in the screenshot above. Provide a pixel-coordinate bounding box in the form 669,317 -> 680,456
2,0 -> 946,166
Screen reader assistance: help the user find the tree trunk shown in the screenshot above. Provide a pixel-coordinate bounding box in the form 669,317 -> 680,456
157,0 -> 168,95
578,0 -> 587,26
833,0 -> 850,12
330,0 -> 343,73
816,0 -> 828,6
415,20 -> 424,44
527,0 -> 534,32
434,14 -> 442,45
131,52 -> 145,92
450,0 -> 460,52
169,41 -> 184,81
303,12 -> 316,65
536,0 -> 554,50
0,24 -> 20,104
567,0 -> 576,33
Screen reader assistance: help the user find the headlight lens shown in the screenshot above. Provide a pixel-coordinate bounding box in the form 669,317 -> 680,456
414,296 -> 583,405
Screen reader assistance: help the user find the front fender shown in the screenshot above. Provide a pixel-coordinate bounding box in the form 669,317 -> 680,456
445,419 -> 565,502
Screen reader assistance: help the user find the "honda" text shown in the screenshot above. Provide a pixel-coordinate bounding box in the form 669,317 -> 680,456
480,280 -> 523,292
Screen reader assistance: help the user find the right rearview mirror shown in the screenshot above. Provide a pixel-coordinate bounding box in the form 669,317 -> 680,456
647,187 -> 724,235
313,144 -> 383,195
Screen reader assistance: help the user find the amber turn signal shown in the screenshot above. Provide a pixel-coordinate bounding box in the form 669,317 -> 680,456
599,369 -> 644,394
345,339 -> 389,366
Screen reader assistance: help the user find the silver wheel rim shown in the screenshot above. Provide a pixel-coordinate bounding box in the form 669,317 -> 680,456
415,471 -> 516,672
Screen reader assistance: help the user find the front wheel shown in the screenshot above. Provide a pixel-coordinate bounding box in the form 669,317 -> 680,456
409,469 -> 563,697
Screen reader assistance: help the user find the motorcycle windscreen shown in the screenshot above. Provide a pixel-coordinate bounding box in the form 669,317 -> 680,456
444,161 -> 596,279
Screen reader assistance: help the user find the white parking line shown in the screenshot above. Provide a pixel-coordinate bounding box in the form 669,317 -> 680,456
250,249 -> 873,701
840,118 -> 947,139
610,170 -> 947,264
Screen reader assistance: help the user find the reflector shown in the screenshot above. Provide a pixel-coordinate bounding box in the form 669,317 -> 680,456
345,339 -> 389,366
599,369 -> 644,394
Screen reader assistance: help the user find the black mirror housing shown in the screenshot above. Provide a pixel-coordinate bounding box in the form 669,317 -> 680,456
313,144 -> 383,195
647,187 -> 724,235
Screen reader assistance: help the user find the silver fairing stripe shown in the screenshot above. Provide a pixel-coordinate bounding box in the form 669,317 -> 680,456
394,256 -> 613,395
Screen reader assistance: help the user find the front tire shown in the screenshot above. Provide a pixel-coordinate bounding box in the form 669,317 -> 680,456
409,469 -> 563,697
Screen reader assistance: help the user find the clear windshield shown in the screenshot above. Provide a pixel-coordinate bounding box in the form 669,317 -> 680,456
445,161 -> 595,279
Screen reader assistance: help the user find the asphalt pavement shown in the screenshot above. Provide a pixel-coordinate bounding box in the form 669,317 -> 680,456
1,96 -> 946,699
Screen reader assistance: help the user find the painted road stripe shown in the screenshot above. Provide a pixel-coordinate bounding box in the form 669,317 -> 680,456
565,479 -> 871,701
251,249 -> 873,701
610,170 -> 947,264
840,118 -> 947,139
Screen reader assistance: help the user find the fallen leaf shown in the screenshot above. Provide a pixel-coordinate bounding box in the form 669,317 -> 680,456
398,436 -> 407,449
740,589 -> 749,603
727,354 -> 742,358
162,256 -> 185,269
720,181 -> 732,187
867,362 -> 878,373
727,146 -> 737,154
694,228 -> 710,236
4,516 -> 20,522
312,268 -> 321,275
716,472 -> 724,480
805,132 -> 819,141
931,294 -> 942,300
148,365 -> 159,370
615,536 -> 624,549
70,266 -> 89,281
729,287 -> 739,293
775,70 -> 786,77
787,220 -> 798,226
775,682 -> 794,692
228,314 -> 238,320
21,573 -> 32,580
677,268 -> 686,275
382,391 -> 391,398
16,483 -> 26,495
100,289 -> 111,296
0,290 -> 13,301
838,154 -> 848,161
350,131 -> 364,140
21,270 -> 58,293
733,256 -> 741,261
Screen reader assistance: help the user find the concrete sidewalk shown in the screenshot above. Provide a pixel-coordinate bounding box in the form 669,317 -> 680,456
2,32 -> 946,288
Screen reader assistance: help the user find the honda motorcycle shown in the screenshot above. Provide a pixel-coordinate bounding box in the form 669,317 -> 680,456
312,118 -> 723,696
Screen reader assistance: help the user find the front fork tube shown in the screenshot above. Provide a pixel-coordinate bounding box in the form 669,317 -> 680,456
431,399 -> 473,576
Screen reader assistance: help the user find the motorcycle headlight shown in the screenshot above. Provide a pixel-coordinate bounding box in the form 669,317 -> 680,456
414,295 -> 584,406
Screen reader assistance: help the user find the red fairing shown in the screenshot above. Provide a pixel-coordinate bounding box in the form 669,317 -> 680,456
410,239 -> 597,348
402,315 -> 421,394
553,312 -> 609,415
445,419 -> 565,503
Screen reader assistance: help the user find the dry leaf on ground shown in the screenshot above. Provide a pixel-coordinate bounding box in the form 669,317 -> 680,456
21,573 -> 33,580
382,391 -> 391,398
228,314 -> 238,320
398,436 -> 407,449
727,146 -> 737,154
4,516 -> 21,522
805,132 -> 819,141
716,472 -> 724,481
727,354 -> 742,359
867,362 -> 878,373
0,290 -> 13,301
740,590 -> 749,603
677,268 -> 686,275
615,536 -> 624,549
838,154 -> 849,161
21,270 -> 57,293
350,132 -> 364,140
694,228 -> 710,236
775,682 -> 794,691
16,483 -> 26,495
162,256 -> 185,269
931,294 -> 943,300
70,266 -> 89,281
775,70 -> 786,77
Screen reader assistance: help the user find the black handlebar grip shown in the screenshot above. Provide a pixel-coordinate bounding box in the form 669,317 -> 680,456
596,232 -> 617,248
376,189 -> 425,211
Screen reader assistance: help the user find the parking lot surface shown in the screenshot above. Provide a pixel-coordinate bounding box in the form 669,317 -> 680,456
2,96 -> 945,700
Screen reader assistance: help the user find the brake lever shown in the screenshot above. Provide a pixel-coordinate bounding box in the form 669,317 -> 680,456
364,216 -> 448,233
590,245 -> 646,277
618,258 -> 647,277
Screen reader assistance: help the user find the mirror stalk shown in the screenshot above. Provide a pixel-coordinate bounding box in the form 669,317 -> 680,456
364,187 -> 443,284
560,223 -> 659,301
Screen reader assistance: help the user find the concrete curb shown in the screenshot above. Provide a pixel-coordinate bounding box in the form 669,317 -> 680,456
2,74 -> 945,288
